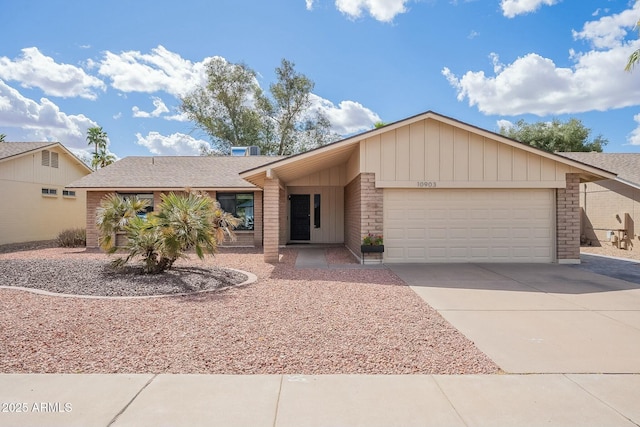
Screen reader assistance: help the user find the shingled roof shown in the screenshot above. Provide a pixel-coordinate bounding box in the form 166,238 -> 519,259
68,156 -> 285,189
0,142 -> 57,161
558,152 -> 640,187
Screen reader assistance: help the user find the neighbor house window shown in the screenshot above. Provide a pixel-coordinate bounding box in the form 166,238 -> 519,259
118,193 -> 154,217
217,193 -> 254,230
42,150 -> 50,166
63,190 -> 76,197
42,188 -> 57,196
51,152 -> 59,168
41,150 -> 59,168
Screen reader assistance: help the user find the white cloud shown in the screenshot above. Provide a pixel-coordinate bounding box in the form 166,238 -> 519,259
628,114 -> 640,146
164,112 -> 190,122
135,131 -> 209,155
306,0 -> 314,10
501,0 -> 559,18
443,4 -> 640,116
573,2 -> 640,49
496,119 -> 514,131
0,47 -> 105,100
0,79 -> 98,152
132,96 -> 170,118
98,45 -> 213,97
309,94 -> 381,135
335,0 -> 409,22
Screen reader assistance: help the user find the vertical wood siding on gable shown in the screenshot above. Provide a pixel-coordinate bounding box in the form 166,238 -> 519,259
360,118 -> 576,186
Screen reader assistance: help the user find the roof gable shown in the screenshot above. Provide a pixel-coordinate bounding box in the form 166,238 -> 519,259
0,142 -> 57,161
0,141 -> 92,174
241,110 -> 616,186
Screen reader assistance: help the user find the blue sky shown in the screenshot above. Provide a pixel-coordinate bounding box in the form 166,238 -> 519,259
1,0 -> 639,161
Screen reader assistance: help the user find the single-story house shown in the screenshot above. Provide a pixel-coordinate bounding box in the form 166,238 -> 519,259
69,111 -> 616,264
0,142 -> 92,245
558,152 -> 640,249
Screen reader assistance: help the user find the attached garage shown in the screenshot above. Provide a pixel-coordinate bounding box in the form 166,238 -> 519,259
239,110 -> 616,264
384,188 -> 554,263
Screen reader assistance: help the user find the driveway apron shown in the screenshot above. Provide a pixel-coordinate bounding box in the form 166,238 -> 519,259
388,262 -> 640,374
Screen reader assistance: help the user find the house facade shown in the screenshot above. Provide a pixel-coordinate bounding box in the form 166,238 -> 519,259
0,142 -> 92,245
558,152 -> 640,250
70,111 -> 615,263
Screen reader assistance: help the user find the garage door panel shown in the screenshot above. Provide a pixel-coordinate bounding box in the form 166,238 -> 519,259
384,189 -> 554,263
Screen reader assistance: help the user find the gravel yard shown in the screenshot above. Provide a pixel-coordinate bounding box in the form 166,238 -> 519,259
0,246 -> 499,375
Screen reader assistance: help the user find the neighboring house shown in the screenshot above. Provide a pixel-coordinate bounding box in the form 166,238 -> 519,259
558,152 -> 640,249
0,142 -> 92,245
70,111 -> 615,264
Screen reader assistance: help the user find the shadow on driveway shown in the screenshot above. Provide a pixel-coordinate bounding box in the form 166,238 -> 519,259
570,253 -> 640,285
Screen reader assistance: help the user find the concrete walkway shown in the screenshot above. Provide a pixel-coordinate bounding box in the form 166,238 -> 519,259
294,247 -> 385,269
1,374 -> 639,427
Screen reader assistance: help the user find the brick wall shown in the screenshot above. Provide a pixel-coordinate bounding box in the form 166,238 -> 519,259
253,191 -> 263,247
580,179 -> 640,249
557,173 -> 580,262
86,191 -> 111,248
263,177 -> 280,262
344,175 -> 361,255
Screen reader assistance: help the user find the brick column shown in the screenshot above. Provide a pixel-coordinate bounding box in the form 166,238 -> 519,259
86,191 -> 110,248
263,177 -> 280,263
557,173 -> 580,264
360,173 -> 384,263
253,191 -> 263,247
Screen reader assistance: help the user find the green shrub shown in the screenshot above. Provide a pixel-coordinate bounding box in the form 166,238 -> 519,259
97,191 -> 241,274
56,228 -> 86,247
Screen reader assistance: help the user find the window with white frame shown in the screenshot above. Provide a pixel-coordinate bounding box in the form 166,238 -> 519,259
63,189 -> 76,197
42,188 -> 57,196
41,150 -> 59,168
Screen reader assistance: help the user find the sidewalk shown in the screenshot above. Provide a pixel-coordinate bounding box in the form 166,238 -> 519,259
0,374 -> 638,427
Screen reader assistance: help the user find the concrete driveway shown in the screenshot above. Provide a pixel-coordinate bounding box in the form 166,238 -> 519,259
388,261 -> 640,374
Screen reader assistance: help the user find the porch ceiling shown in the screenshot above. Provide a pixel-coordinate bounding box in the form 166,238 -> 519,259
242,143 -> 357,187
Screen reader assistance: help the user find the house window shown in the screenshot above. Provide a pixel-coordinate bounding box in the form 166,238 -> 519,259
314,194 -> 321,228
118,193 -> 154,217
217,193 -> 254,230
63,190 -> 76,197
42,188 -> 57,196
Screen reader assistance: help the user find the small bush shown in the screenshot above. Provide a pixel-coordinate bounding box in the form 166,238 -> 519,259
56,228 -> 86,247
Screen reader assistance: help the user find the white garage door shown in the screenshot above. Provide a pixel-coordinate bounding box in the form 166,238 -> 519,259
384,189 -> 554,263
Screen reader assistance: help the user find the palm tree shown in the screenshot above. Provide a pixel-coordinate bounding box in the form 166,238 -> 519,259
97,191 -> 241,274
626,15 -> 640,72
0,134 -> 6,142
86,126 -> 115,169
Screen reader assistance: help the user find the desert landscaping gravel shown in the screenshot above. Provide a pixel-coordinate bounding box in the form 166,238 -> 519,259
0,246 -> 499,375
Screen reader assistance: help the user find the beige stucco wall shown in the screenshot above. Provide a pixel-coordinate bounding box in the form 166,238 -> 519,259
580,180 -> 640,250
288,186 -> 344,243
0,148 -> 88,245
359,118 -> 579,188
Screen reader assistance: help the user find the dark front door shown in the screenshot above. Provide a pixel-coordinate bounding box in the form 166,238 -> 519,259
290,194 -> 310,241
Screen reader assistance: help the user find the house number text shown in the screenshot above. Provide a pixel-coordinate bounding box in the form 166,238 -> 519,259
417,181 -> 437,188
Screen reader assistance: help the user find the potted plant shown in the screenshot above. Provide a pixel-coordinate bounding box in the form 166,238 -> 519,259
361,233 -> 384,253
